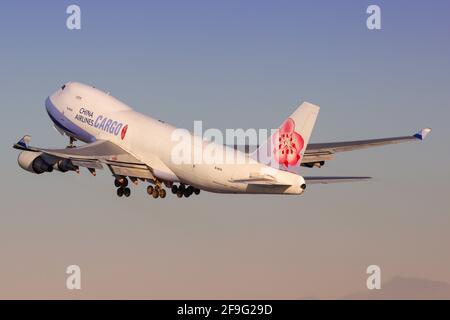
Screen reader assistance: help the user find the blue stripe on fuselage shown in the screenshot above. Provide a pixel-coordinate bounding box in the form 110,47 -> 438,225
45,97 -> 96,143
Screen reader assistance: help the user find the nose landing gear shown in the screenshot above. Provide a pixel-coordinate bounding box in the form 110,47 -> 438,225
66,136 -> 76,149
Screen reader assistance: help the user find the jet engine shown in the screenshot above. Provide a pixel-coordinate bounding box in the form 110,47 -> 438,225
18,151 -> 54,174
55,159 -> 79,173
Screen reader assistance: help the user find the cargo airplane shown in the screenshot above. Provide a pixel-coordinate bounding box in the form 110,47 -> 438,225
13,82 -> 431,199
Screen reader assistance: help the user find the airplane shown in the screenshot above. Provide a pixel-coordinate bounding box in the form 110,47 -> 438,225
13,82 -> 431,199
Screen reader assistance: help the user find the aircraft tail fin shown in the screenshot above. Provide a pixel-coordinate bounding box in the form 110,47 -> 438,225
252,102 -> 320,175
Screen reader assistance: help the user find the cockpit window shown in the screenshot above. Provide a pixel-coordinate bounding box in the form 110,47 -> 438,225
61,85 -> 66,90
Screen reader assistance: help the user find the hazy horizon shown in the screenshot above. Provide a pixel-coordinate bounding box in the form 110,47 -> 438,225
0,0 -> 449,299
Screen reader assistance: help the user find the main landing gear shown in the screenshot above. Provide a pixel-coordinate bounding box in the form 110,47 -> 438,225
115,177 -> 131,198
171,184 -> 200,198
146,184 -> 166,199
145,181 -> 200,200
114,176 -> 200,200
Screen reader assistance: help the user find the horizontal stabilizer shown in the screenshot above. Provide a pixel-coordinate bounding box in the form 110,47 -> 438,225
303,127 -> 432,165
304,176 -> 372,184
229,174 -> 290,186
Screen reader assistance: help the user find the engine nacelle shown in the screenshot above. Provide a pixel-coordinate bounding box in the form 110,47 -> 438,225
18,151 -> 54,174
55,159 -> 78,172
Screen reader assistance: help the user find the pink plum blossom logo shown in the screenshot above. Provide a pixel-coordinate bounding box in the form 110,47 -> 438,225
272,118 -> 304,168
121,125 -> 128,140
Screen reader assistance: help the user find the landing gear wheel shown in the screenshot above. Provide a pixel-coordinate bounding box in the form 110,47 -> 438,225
117,187 -> 124,197
176,191 -> 183,198
152,189 -> 159,198
184,189 -> 191,198
186,186 -> 194,197
123,187 -> 131,197
159,189 -> 166,198
147,185 -> 154,195
121,179 -> 128,187
114,179 -> 121,188
171,185 -> 178,194
193,188 -> 200,195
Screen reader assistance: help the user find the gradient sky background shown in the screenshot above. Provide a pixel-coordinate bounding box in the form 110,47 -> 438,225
0,0 -> 449,299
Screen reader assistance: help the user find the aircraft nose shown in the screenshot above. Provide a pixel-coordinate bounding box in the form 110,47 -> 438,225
45,95 -> 63,121
46,84 -> 66,113
45,96 -> 56,113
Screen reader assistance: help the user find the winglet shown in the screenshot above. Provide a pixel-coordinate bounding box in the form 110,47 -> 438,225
413,128 -> 432,141
14,135 -> 32,149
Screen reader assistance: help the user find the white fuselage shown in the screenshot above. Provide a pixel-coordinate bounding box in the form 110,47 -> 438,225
47,82 -> 305,194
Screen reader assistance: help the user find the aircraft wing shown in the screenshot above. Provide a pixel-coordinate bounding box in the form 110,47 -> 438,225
302,128 -> 431,165
13,136 -> 155,179
304,176 -> 372,184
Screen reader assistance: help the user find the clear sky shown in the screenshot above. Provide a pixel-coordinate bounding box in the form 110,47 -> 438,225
0,0 -> 449,299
